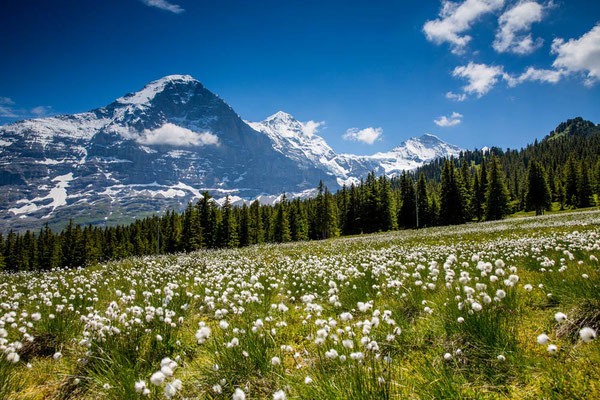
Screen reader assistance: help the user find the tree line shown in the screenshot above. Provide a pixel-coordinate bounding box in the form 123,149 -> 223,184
1,118 -> 599,272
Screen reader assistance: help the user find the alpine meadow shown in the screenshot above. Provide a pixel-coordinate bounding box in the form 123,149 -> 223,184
1,0 -> 600,399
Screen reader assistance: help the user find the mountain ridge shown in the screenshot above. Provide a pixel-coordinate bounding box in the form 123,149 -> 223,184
0,75 -> 462,232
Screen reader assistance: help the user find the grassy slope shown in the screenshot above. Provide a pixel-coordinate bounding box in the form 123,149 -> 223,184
2,210 -> 600,399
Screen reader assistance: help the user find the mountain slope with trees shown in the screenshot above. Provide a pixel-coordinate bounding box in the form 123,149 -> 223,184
1,117 -> 599,272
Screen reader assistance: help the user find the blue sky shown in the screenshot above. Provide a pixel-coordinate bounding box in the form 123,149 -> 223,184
0,0 -> 599,154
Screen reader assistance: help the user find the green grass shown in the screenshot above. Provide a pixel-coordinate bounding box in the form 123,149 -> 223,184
2,209 -> 600,399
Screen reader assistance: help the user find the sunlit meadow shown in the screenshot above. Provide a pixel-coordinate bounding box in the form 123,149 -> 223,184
2,210 -> 600,399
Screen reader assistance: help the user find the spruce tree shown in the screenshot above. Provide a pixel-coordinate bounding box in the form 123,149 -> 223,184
239,203 -> 250,247
272,194 -> 291,243
474,159 -> 488,221
460,160 -> 473,220
347,183 -> 361,234
0,234 -> 5,271
485,154 -> 510,220
577,161 -> 593,208
219,196 -> 239,248
398,172 -> 416,228
379,176 -> 398,231
416,172 -> 429,227
525,161 -> 552,215
565,156 -> 579,207
248,200 -> 264,244
289,199 -> 308,241
440,160 -> 467,225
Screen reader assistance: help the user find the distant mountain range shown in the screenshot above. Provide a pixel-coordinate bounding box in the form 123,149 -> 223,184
0,75 -> 462,231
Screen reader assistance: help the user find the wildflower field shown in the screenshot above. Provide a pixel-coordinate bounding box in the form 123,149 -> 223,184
2,210 -> 600,400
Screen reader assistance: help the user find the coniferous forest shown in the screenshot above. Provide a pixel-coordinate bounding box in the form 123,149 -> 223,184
1,117 -> 599,272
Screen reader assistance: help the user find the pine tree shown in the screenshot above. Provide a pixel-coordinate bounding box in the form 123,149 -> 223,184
248,200 -> 264,245
596,160 -> 600,199
239,204 -> 250,247
338,185 -> 350,235
440,160 -> 467,225
398,172 -> 416,228
272,194 -> 291,243
485,154 -> 511,220
473,159 -> 488,221
182,202 -> 203,251
346,183 -> 361,234
289,199 -> 308,241
416,172 -> 429,227
0,234 -> 5,271
460,160 -> 473,220
361,173 -> 380,233
565,156 -> 579,207
525,161 -> 552,215
219,196 -> 239,248
379,176 -> 398,231
197,192 -> 216,247
577,161 -> 593,208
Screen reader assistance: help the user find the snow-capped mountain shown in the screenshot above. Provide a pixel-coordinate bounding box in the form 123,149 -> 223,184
248,111 -> 462,186
0,75 -> 462,232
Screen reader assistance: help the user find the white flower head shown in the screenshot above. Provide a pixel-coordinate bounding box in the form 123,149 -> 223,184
580,327 -> 597,343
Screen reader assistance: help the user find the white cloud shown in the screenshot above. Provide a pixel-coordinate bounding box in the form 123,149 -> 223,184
0,97 -> 18,118
506,66 -> 563,86
30,106 -> 52,117
446,91 -> 467,101
551,23 -> 600,86
0,98 -> 56,120
434,112 -> 463,127
342,127 -> 383,145
0,105 -> 18,118
452,62 -> 506,96
138,123 -> 219,147
423,0 -> 505,54
140,0 -> 184,14
301,120 -> 325,136
493,1 -> 549,55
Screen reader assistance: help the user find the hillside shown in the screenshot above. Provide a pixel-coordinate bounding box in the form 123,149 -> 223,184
1,210 -> 599,399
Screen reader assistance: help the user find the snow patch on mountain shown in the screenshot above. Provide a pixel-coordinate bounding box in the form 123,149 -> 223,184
117,75 -> 196,105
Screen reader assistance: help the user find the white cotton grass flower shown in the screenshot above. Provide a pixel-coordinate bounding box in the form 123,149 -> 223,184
304,376 -> 313,384
164,383 -> 176,398
547,344 -> 558,354
537,334 -> 549,345
271,356 -> 281,366
53,352 -> 62,360
219,320 -> 229,330
497,354 -> 506,361
164,379 -> 182,398
150,371 -> 166,386
554,312 -> 567,323
134,380 -> 146,393
273,389 -> 286,400
195,326 -> 211,344
443,352 -> 452,361
233,388 -> 246,400
580,327 -> 597,343
7,352 -> 20,363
